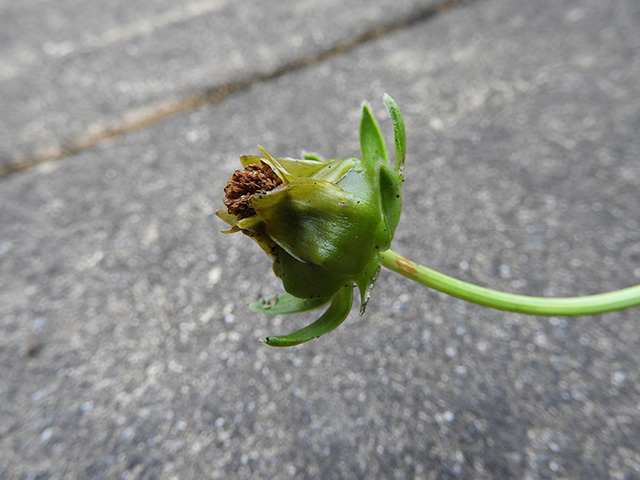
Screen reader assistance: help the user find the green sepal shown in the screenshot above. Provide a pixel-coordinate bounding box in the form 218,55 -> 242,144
273,247 -> 351,300
383,94 -> 406,179
239,154 -> 262,167
261,286 -> 354,347
251,178 -> 379,274
355,257 -> 382,315
309,158 -> 356,184
252,292 -> 330,315
303,152 -> 325,162
378,163 -> 403,241
215,209 -> 238,228
241,153 -> 325,180
360,102 -> 389,168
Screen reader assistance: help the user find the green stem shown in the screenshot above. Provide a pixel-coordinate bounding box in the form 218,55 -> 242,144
380,249 -> 640,316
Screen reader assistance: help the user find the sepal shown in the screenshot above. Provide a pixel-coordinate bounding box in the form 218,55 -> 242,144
384,94 -> 406,178
355,257 -> 382,315
260,286 -> 353,347
360,102 -> 389,168
252,292 -> 330,315
251,178 -> 379,274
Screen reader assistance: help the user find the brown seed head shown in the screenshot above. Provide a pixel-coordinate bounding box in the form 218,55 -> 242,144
224,162 -> 283,219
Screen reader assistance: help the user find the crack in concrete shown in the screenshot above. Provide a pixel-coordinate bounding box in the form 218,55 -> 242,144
0,0 -> 477,179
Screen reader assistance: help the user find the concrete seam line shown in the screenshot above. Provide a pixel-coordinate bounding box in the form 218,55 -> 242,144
0,0 -> 479,179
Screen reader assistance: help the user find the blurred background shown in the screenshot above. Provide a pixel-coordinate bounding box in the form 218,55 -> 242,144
1,0 -> 639,478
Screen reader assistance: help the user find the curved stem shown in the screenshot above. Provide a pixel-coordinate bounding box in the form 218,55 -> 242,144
380,250 -> 640,316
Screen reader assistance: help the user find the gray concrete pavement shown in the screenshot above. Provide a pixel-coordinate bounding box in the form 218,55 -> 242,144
0,0 -> 443,173
1,0 -> 640,478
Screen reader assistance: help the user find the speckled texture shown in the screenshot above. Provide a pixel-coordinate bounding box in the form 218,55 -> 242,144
1,0 -> 640,478
0,0 -> 442,170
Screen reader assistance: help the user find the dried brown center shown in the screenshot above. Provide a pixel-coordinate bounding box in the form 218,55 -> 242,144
224,162 -> 283,219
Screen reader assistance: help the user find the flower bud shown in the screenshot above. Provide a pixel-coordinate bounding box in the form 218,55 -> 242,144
217,95 -> 406,346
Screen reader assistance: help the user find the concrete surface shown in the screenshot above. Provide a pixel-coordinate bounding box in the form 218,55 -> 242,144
0,0 -> 444,172
1,0 -> 640,478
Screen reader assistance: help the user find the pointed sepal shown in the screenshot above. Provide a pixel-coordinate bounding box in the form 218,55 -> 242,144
260,286 -> 353,347
303,152 -> 326,162
355,257 -> 381,315
383,94 -> 406,179
378,163 -> 403,242
360,102 -> 389,168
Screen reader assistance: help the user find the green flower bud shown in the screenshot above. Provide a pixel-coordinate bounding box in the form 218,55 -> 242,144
217,95 -> 406,346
